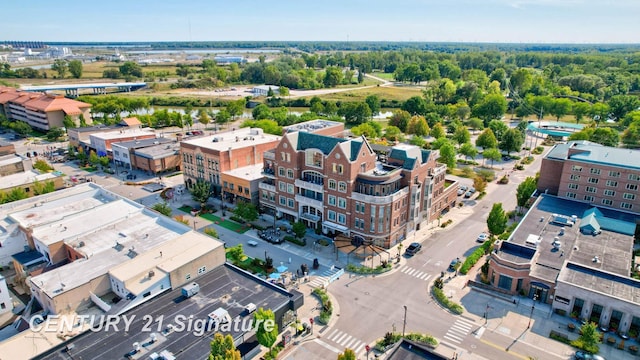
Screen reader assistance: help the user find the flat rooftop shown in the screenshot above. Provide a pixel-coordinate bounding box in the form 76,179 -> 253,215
112,137 -> 172,150
283,119 -> 343,133
37,264 -> 297,360
558,261 -> 640,304
222,163 -> 264,181
500,195 -> 635,284
0,154 -> 23,167
0,170 -> 61,191
134,142 -> 181,160
89,129 -> 156,141
546,140 -> 640,170
181,127 -> 280,152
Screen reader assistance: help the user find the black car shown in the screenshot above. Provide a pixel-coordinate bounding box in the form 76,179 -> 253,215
405,242 -> 422,256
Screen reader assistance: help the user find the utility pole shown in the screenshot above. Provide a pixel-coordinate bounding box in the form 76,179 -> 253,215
402,305 -> 407,337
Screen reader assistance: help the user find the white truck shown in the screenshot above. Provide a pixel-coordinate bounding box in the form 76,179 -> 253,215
181,282 -> 199,298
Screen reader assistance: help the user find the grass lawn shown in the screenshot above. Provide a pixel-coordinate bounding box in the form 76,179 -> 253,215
199,213 -> 249,233
178,205 -> 193,213
80,165 -> 98,172
370,71 -> 396,80
307,85 -> 422,103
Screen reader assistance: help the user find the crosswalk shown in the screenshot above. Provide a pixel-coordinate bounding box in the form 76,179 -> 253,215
399,266 -> 433,281
308,267 -> 343,288
322,328 -> 367,355
443,317 -> 476,344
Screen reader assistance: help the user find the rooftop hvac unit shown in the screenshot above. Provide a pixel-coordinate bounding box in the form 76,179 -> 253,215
148,270 -> 155,278
150,332 -> 157,343
133,342 -> 140,352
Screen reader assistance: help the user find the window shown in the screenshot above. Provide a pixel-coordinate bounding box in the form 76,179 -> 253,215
623,193 -> 636,200
584,195 -> 594,202
590,168 -> 601,175
569,174 -> 580,181
609,171 -> 620,177
497,275 -> 513,291
602,199 -> 613,206
287,184 -> 294,194
629,174 -> 640,181
585,186 -> 597,193
328,180 -> 337,190
238,186 -> 243,193
338,198 -> 347,209
279,181 -> 286,191
604,189 -> 616,197
262,191 -> 269,200
566,192 -> 576,199
186,273 -> 191,280
621,202 -> 633,210
279,196 -> 287,206
328,210 -> 336,221
568,183 -> 579,190
328,195 -> 336,206
332,163 -> 343,174
278,167 -> 285,176
287,169 -> 294,179
606,180 -> 618,187
305,150 -> 323,168
355,202 -> 364,214
627,184 -> 638,191
338,181 -> 347,192
354,218 -> 360,229
572,165 -> 582,172
587,178 -> 599,184
288,198 -> 295,208
337,213 -> 346,224
245,188 -> 249,195
198,266 -> 206,275
361,163 -> 366,173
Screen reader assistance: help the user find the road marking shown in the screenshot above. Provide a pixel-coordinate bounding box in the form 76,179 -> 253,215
474,326 -> 486,338
338,334 -> 352,346
327,329 -> 339,340
422,259 -> 432,266
344,337 -> 359,348
479,339 -> 528,360
335,332 -> 348,344
446,240 -> 454,246
444,335 -> 463,344
354,343 -> 364,354
313,339 -> 341,354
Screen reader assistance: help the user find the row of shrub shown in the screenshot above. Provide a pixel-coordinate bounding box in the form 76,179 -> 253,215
346,262 -> 392,275
459,239 -> 494,275
440,219 -> 453,228
374,332 -> 438,352
531,146 -> 545,155
431,286 -> 464,315
312,288 -> 333,325
284,235 -> 306,246
263,345 -> 284,360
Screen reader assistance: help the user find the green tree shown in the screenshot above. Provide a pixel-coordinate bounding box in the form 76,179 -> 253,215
473,176 -> 487,193
88,150 -> 99,165
339,102 -> 371,125
499,128 -> 524,154
572,102 -> 591,123
487,203 -> 508,236
406,115 -> 430,137
472,94 -> 507,125
209,333 -> 241,360
516,177 -> 538,212
198,109 -> 211,127
452,126 -> 471,147
337,348 -> 357,360
439,141 -> 457,169
46,127 -> 64,142
365,95 -> 381,116
227,98 -> 246,119
51,59 -> 68,79
253,308 -> 279,349
430,122 -> 446,139
324,101 -> 338,116
241,119 -> 282,135
323,66 -> 343,88
590,127 -> 619,147
590,102 -> 610,125
388,110 -> 411,132
351,123 -> 379,139
233,201 -> 259,222
622,121 -> 640,148
63,115 -> 75,129
119,61 -> 143,77
459,142 -> 478,161
488,120 -> 509,141
357,69 -> 364,83
608,95 -> 640,121
152,202 -> 172,217
292,221 -> 307,239
33,159 -> 53,172
409,135 -> 426,147
476,128 -> 498,149
510,68 -> 533,94
98,156 -> 110,169
191,180 -> 212,210
467,117 -> 484,133
12,121 -> 31,137
384,126 -> 404,142
482,148 -> 502,168
32,180 -> 55,196
215,109 -> 232,129
68,60 -> 83,79
571,322 -> 601,355
6,187 -> 28,202
549,98 -> 573,121
402,96 -> 428,116
279,86 -> 290,97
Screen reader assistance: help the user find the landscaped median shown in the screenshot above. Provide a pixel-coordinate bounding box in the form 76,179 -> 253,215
178,205 -> 250,233
431,278 -> 464,315
346,262 -> 392,275
312,288 -> 333,325
374,332 -> 438,352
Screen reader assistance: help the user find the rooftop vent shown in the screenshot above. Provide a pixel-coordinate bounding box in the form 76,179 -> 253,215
592,256 -> 600,263
149,270 -> 155,278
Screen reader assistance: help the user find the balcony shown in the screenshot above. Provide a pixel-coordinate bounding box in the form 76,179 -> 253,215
262,167 -> 276,178
351,187 -> 410,205
295,178 -> 323,192
295,194 -> 323,209
259,180 -> 276,192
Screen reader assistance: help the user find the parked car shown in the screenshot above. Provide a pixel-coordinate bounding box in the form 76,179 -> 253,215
448,258 -> 460,271
457,188 -> 465,196
464,191 -> 473,198
476,233 -> 489,243
405,242 -> 422,256
459,185 -> 468,192
469,187 -> 476,194
574,351 -> 605,360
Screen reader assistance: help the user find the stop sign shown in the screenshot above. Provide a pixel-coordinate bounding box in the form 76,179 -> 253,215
365,345 -> 370,352
309,318 -> 314,325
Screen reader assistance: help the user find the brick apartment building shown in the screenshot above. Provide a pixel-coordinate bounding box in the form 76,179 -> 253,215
0,86 -> 92,131
180,128 -> 281,199
259,131 -> 458,249
538,141 -> 640,214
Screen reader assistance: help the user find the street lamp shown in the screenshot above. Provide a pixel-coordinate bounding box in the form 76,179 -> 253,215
528,294 -> 538,329
193,220 -> 197,230
402,305 -> 407,337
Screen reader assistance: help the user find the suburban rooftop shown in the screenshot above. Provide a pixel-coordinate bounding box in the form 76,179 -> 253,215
546,140 -> 640,170
181,127 -> 280,151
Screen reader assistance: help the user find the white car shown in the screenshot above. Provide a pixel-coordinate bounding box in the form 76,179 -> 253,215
476,233 -> 489,243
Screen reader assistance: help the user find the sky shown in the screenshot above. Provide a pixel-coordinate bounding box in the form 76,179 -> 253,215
3,0 -> 640,44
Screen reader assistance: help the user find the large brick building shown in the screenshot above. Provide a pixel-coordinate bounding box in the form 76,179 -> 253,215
259,132 -> 458,249
0,86 -> 92,131
538,141 -> 640,214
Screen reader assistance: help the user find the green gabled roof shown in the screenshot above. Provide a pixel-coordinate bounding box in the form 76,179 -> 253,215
421,149 -> 431,163
294,131 -> 347,154
402,158 -> 416,170
389,148 -> 408,162
350,140 -> 363,161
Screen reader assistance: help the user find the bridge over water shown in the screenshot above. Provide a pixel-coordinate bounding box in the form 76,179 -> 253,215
21,82 -> 147,97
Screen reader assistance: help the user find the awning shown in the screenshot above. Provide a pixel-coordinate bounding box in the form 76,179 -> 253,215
323,221 -> 349,232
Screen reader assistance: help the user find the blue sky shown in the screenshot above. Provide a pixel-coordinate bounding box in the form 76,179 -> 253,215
3,0 -> 639,43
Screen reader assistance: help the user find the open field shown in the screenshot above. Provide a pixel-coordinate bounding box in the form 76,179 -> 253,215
370,71 -> 395,80
298,85 -> 423,103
